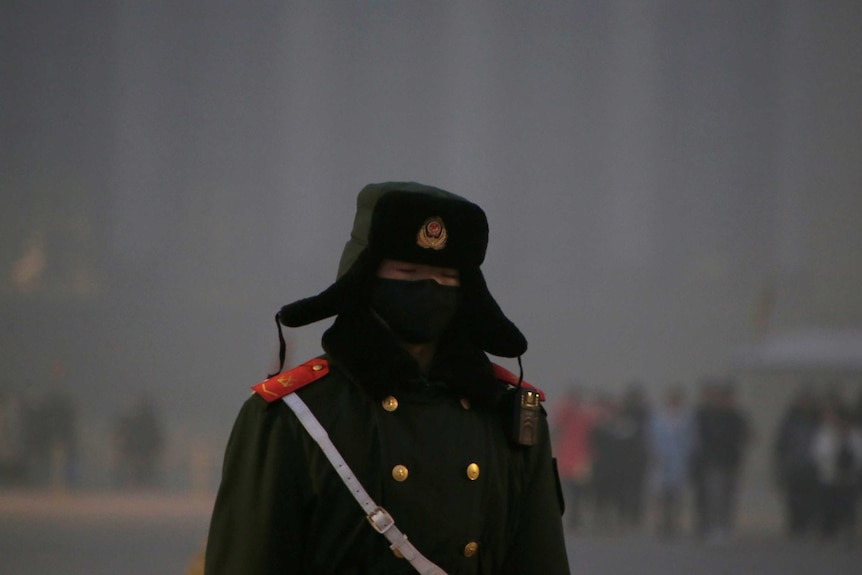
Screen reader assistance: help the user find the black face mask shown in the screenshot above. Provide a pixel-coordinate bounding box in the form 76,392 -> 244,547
370,278 -> 461,344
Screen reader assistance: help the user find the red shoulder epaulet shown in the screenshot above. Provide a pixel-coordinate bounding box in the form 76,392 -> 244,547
491,363 -> 546,402
251,358 -> 330,403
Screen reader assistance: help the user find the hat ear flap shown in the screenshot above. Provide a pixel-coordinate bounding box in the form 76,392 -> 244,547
278,250 -> 378,327
459,268 -> 528,357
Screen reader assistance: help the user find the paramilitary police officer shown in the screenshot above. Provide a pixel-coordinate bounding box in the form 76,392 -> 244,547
204,182 -> 571,575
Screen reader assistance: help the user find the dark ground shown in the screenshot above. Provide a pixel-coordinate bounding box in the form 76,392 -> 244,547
1,491 -> 860,575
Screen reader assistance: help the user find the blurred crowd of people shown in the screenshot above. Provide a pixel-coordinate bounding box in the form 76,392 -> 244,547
0,389 -> 78,488
553,378 -> 862,544
774,387 -> 862,543
0,389 -> 166,490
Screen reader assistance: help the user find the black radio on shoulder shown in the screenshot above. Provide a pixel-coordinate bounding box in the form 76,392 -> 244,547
510,387 -> 542,446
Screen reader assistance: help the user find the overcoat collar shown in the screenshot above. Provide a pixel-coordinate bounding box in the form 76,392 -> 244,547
321,309 -> 502,405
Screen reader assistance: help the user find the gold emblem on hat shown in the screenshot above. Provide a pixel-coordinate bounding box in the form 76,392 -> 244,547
416,217 -> 447,250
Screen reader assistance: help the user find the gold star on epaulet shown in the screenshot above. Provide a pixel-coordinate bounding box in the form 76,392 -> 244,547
251,358 -> 329,402
490,363 -> 546,402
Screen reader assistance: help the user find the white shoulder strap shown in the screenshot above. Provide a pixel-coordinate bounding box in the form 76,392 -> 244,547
283,393 -> 448,575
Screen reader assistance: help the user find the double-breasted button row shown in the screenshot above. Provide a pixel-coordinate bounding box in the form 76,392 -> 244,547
381,395 -> 472,412
389,463 -> 480,482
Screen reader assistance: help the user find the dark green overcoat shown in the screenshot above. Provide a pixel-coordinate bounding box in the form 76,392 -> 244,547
204,310 -> 570,575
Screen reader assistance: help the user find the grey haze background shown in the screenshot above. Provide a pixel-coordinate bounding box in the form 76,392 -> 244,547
2,1 -> 861,489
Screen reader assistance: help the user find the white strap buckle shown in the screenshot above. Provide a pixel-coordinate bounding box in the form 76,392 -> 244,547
367,507 -> 395,534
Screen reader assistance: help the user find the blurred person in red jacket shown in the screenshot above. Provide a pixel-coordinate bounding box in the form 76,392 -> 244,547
553,385 -> 598,531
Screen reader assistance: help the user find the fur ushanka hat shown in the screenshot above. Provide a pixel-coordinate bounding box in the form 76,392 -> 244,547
277,181 -> 527,358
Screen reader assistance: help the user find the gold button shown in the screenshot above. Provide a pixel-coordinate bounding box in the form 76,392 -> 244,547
312,363 -> 324,371
463,541 -> 479,557
466,463 -> 480,480
460,397 -> 471,410
392,547 -> 404,559
382,396 -> 399,412
392,465 -> 409,482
